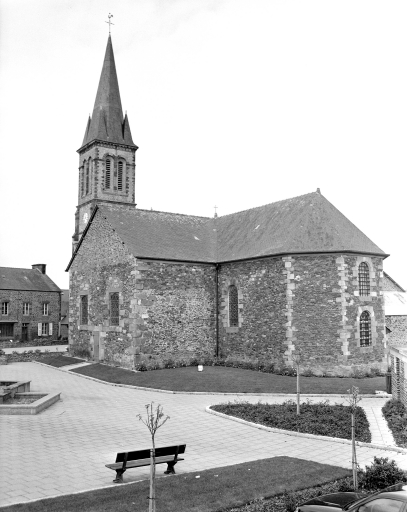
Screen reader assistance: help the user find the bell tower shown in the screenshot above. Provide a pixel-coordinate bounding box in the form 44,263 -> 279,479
72,35 -> 138,252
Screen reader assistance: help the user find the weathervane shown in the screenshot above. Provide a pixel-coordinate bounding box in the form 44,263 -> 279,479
105,13 -> 114,35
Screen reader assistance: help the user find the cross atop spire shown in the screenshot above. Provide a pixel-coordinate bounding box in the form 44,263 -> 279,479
105,13 -> 114,35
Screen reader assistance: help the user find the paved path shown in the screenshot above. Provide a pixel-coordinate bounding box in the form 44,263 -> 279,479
0,363 -> 405,508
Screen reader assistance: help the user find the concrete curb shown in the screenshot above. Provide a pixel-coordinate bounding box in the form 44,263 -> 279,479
206,406 -> 407,455
32,362 -> 392,398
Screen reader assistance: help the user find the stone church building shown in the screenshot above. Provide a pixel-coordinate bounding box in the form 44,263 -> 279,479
67,36 -> 389,373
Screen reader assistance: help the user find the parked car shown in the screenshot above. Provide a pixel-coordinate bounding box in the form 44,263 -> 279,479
296,484 -> 407,512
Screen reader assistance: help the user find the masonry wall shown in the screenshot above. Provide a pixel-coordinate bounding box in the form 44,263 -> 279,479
0,289 -> 60,342
131,260 -> 216,359
386,316 -> 407,346
219,253 -> 386,373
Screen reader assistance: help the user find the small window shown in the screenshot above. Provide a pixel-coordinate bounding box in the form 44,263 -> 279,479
80,295 -> 88,325
358,262 -> 370,296
85,162 -> 89,195
1,302 -> 9,315
41,323 -> 49,336
360,311 -> 372,347
229,285 -> 239,327
42,303 -> 49,316
23,303 -> 31,316
110,292 -> 119,326
0,323 -> 13,336
359,499 -> 404,512
118,161 -> 123,191
105,158 -> 111,189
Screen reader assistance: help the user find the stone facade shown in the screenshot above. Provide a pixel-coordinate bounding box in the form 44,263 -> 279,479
69,211 -> 387,374
217,254 -> 386,373
387,316 -> 407,346
390,347 -> 407,405
0,289 -> 60,343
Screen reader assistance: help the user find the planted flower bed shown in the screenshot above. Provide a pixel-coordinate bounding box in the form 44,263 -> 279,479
211,399 -> 371,442
382,399 -> 407,448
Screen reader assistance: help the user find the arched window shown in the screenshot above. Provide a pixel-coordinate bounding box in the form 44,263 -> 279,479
85,161 -> 89,195
360,311 -> 371,346
105,158 -> 111,189
358,262 -> 370,296
229,285 -> 239,327
80,166 -> 85,196
118,161 -> 124,191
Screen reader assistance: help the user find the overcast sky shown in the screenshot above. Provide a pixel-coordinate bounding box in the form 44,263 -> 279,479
0,0 -> 406,290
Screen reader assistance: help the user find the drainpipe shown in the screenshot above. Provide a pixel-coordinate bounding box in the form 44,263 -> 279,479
215,263 -> 219,357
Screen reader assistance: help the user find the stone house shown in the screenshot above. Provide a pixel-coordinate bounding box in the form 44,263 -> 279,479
383,273 -> 407,347
66,35 -> 389,374
0,264 -> 61,344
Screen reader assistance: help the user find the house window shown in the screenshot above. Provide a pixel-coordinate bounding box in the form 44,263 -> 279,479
105,158 -> 111,189
42,303 -> 49,316
80,295 -> 88,325
360,311 -> 372,346
1,302 -> 9,315
38,322 -> 52,336
229,285 -> 239,327
23,303 -> 31,316
118,161 -> 123,191
358,262 -> 370,296
110,292 -> 119,326
0,323 -> 13,336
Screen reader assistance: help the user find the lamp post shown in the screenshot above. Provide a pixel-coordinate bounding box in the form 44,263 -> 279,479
292,353 -> 301,415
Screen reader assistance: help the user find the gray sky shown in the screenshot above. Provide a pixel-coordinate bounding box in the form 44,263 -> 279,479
0,0 -> 406,290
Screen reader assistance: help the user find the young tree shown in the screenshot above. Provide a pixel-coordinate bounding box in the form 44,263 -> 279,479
344,386 -> 361,490
137,402 -> 170,512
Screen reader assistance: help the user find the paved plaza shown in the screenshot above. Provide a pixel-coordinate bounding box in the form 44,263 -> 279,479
1,362 -> 406,508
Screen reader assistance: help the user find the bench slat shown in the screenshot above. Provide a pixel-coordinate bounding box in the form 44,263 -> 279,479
115,444 -> 186,464
106,455 -> 185,471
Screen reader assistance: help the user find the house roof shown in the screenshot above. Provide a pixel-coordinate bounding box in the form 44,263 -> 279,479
383,272 -> 405,292
67,191 -> 387,270
79,36 -> 136,151
0,267 -> 61,292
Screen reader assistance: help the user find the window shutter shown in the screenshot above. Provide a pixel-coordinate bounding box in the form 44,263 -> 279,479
38,323 -> 42,336
49,323 -> 53,336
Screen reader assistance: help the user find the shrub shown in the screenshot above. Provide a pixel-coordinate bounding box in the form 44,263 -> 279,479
189,357 -> 200,366
301,368 -> 314,377
360,457 -> 406,490
163,358 -> 176,369
283,489 -> 297,512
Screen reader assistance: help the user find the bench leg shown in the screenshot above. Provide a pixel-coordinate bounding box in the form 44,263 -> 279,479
113,469 -> 126,483
164,461 -> 177,475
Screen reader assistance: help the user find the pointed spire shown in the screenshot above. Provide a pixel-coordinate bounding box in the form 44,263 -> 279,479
80,36 -> 136,149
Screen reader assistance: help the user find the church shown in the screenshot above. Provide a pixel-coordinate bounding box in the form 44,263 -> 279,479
66,36 -> 388,375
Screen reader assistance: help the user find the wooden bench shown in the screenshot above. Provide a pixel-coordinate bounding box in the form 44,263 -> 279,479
106,444 -> 186,483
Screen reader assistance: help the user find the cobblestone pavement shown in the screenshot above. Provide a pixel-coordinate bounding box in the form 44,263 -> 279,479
0,363 -> 405,507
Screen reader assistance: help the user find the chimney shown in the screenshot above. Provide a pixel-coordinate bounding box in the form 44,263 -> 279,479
32,264 -> 46,274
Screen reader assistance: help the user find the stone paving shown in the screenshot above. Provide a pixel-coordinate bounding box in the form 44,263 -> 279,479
0,362 -> 406,508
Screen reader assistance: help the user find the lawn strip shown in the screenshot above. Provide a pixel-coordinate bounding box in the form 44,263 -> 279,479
70,364 -> 386,394
211,401 -> 371,442
382,399 -> 407,447
0,457 -> 351,512
40,355 -> 86,367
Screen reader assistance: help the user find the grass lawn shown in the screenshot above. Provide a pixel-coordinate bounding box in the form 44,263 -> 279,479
40,355 -> 86,367
71,364 -> 386,394
211,401 -> 371,442
1,457 -> 351,512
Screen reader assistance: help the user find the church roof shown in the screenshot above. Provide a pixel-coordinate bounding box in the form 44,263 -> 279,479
79,36 -> 136,151
0,267 -> 61,292
68,191 -> 387,269
382,272 -> 405,292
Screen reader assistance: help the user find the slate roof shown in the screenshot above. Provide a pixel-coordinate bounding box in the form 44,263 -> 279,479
68,191 -> 386,269
383,272 -> 405,292
79,36 -> 136,151
0,267 -> 61,292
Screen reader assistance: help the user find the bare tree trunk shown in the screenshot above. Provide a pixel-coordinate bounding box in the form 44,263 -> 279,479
296,363 -> 300,415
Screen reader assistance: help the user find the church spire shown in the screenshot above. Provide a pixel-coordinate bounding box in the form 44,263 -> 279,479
80,35 -> 136,149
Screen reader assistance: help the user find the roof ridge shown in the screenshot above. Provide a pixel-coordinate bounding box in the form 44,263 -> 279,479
101,205 -> 212,220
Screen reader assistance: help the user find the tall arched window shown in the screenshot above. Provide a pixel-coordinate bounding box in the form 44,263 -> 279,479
85,161 -> 89,195
229,285 -> 239,327
105,158 -> 111,189
358,262 -> 370,296
360,311 -> 371,346
118,161 -> 124,191
80,166 -> 85,196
